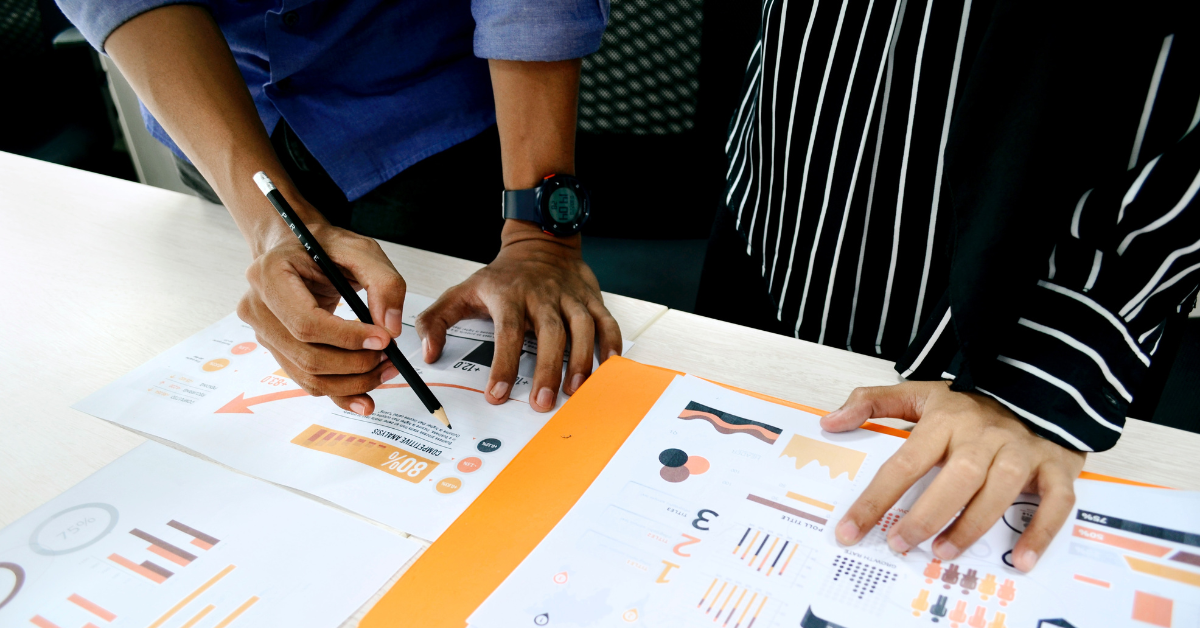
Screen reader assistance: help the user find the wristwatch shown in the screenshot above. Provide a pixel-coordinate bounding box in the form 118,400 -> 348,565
502,173 -> 591,237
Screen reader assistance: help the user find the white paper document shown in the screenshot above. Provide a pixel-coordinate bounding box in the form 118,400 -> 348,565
0,442 -> 420,628
469,375 -> 1200,628
75,293 -> 623,541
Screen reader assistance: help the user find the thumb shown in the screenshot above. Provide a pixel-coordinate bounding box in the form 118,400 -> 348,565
415,285 -> 483,363
820,382 -> 928,432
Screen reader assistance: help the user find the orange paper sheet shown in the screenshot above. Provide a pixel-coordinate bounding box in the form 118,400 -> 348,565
360,357 -> 1150,628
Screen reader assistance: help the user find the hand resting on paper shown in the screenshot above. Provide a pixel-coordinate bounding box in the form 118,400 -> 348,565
821,381 -> 1086,573
238,222 -> 406,416
415,219 -> 622,413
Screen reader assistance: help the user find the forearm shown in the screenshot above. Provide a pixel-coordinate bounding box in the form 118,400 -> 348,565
104,5 -> 324,256
489,59 -> 583,249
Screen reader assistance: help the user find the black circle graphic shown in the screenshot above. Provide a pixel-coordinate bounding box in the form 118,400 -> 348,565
478,438 -> 502,453
659,448 -> 688,467
534,612 -> 550,625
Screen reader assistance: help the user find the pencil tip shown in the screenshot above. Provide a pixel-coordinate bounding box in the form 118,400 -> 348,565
433,407 -> 451,429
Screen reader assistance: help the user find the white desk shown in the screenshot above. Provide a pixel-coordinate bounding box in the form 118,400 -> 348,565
4,152 -> 1199,627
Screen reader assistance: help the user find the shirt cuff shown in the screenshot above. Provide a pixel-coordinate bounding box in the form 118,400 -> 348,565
967,280 -> 1146,452
472,1 -> 609,61
57,0 -> 210,52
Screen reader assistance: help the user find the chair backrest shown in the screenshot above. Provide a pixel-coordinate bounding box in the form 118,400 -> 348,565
579,0 -> 703,137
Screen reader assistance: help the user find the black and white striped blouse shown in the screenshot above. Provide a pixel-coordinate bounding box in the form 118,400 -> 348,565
723,0 -> 1200,451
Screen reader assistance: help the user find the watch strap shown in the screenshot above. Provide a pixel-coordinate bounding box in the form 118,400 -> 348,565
502,188 -> 540,223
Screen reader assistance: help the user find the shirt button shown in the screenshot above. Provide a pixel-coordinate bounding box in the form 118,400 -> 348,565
282,11 -> 299,26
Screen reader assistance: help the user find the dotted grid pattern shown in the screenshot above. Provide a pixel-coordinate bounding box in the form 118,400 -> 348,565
818,555 -> 899,614
0,0 -> 46,60
578,0 -> 703,135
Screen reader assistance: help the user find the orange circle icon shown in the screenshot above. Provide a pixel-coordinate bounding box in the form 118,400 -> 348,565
623,609 -> 638,622
683,456 -> 710,474
435,477 -> 462,494
231,342 -> 257,355
202,358 -> 230,372
457,457 -> 483,473
553,572 -> 568,584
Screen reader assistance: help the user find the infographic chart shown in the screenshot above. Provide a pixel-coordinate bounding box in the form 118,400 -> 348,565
0,442 -> 419,628
467,376 -> 1200,628
74,293 -> 621,541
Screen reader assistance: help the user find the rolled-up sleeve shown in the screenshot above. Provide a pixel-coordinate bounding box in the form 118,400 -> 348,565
472,0 -> 609,61
971,127 -> 1200,453
55,0 -> 208,52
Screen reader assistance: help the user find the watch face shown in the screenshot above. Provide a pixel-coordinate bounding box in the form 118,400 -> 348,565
546,187 -> 580,224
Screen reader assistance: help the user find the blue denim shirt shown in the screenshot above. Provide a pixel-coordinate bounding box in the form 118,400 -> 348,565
58,0 -> 609,200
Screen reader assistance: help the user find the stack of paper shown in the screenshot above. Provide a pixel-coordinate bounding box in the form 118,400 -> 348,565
0,442 -> 420,627
468,376 -> 1200,627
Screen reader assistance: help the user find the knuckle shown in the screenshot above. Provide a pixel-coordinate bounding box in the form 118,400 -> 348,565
293,350 -> 322,375
887,453 -> 923,479
947,457 -> 988,482
291,318 -> 320,343
495,318 -> 524,337
903,514 -> 938,539
991,458 -> 1028,483
297,377 -> 327,398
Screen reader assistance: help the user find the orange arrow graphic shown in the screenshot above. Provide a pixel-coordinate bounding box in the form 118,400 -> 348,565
215,382 -> 497,413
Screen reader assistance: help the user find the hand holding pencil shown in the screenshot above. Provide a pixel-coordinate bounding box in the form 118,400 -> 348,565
246,171 -> 451,428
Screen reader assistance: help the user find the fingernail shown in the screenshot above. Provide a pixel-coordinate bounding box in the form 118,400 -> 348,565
606,349 -> 618,361
350,402 -> 366,416
385,309 -> 403,336
363,336 -> 386,350
569,373 -> 585,393
887,533 -> 911,554
536,387 -> 555,409
933,538 -> 960,560
822,408 -> 844,423
490,381 -> 510,400
381,366 -> 399,382
835,520 -> 859,545
1017,549 -> 1039,572
422,337 -> 431,360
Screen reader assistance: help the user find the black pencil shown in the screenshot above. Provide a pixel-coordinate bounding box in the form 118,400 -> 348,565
253,171 -> 451,429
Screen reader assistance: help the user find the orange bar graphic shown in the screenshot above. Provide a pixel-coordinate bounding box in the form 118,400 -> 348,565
741,531 -> 760,560
108,554 -> 168,583
725,589 -> 747,627
1073,574 -> 1110,588
735,593 -> 757,628
715,586 -> 737,621
778,544 -> 799,575
698,577 -> 718,608
148,565 -> 236,628
168,520 -> 220,547
180,605 -> 215,628
757,538 -> 779,572
1073,525 -> 1171,557
214,596 -> 260,628
708,582 -> 727,614
1132,590 -> 1173,627
784,492 -> 835,511
1125,556 -> 1200,587
747,596 -> 768,628
68,594 -> 116,621
191,539 -> 214,550
292,424 -> 438,484
30,616 -> 61,628
148,544 -> 192,566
